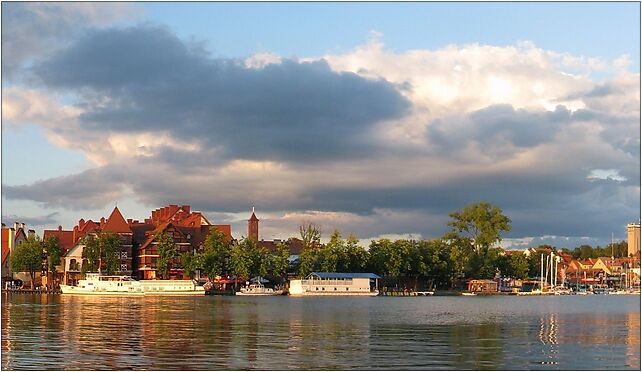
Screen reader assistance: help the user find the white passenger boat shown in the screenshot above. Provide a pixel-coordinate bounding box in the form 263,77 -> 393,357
235,282 -> 284,296
60,274 -> 205,295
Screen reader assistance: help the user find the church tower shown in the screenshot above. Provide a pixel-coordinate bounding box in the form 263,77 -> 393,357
248,207 -> 259,241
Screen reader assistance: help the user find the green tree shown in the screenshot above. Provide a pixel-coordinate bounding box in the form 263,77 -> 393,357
229,239 -> 252,283
44,236 -> 62,286
100,232 -> 122,275
201,229 -> 231,279
81,232 -> 121,275
82,235 -> 100,274
508,253 -> 530,279
10,235 -> 44,289
319,230 -> 344,272
180,251 -> 200,278
345,234 -> 368,272
271,242 -> 291,280
447,202 -> 511,252
156,231 -> 176,279
298,223 -> 321,278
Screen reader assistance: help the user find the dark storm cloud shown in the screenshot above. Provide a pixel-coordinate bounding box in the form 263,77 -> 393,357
1,212 -> 60,227
34,24 -> 411,162
2,167 -> 128,210
427,104 -> 573,151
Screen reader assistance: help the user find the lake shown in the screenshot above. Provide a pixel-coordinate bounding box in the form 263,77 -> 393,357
1,293 -> 639,370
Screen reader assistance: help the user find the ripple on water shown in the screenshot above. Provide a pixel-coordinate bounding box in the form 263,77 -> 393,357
1,293 -> 640,370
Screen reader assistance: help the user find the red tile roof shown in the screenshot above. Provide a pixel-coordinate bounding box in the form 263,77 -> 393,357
43,227 -> 75,254
103,207 -> 132,234
249,212 -> 259,222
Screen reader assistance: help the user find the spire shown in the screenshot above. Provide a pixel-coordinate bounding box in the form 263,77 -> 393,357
248,208 -> 259,241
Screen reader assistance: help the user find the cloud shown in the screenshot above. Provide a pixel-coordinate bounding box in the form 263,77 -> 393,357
1,2 -> 139,80
2,21 -> 639,244
1,212 -> 60,227
33,24 -> 410,163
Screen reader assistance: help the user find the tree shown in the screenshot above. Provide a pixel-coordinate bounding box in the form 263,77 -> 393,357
181,251 -> 200,278
156,231 -> 176,279
319,230 -> 344,272
229,239 -> 252,283
81,232 -> 121,275
100,232 -> 122,275
44,236 -> 62,287
447,202 -> 511,252
201,229 -> 231,279
271,242 -> 290,280
345,234 -> 368,272
10,235 -> 44,289
299,223 -> 321,250
82,236 -> 100,274
298,223 -> 321,278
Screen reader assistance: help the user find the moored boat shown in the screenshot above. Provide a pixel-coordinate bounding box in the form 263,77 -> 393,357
235,282 -> 284,296
60,273 -> 205,295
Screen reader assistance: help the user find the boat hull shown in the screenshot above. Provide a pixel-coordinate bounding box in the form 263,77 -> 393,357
235,291 -> 284,296
289,291 -> 379,296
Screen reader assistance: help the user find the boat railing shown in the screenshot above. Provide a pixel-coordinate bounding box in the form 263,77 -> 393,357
301,279 -> 354,286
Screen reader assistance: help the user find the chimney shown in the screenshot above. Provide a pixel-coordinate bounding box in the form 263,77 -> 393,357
1,223 -> 5,228
58,225 -> 63,231
127,219 -> 132,224
144,218 -> 151,224
14,222 -> 19,231
20,223 -> 25,230
27,229 -> 35,238
182,205 -> 191,214
100,217 -> 105,226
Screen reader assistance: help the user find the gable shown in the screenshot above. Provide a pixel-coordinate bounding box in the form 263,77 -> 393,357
103,207 -> 132,234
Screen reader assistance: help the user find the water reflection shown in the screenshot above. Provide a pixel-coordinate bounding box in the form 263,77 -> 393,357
1,294 -> 640,370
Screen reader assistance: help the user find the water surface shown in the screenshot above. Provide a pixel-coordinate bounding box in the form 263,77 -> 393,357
1,293 -> 639,370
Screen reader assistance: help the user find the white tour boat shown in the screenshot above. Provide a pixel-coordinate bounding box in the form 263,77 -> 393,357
60,273 -> 205,295
235,282 -> 284,296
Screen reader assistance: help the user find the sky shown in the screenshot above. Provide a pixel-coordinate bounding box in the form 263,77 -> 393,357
1,2 -> 640,249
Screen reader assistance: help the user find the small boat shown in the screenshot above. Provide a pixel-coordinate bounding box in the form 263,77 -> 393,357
415,291 -> 434,296
461,292 -> 477,296
235,282 -> 284,296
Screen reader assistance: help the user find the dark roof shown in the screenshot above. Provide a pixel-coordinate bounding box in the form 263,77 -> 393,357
309,272 -> 381,279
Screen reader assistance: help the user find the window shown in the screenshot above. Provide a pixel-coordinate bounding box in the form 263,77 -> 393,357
121,251 -> 128,259
120,264 -> 128,271
346,288 -> 349,291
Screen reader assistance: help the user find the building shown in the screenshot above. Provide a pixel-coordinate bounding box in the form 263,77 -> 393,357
1,224 -> 15,283
61,206 -> 134,284
130,204 -> 232,279
627,223 -> 640,256
289,272 -> 381,295
248,208 -> 259,241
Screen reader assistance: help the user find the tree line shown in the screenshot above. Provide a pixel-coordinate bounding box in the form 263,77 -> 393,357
9,202 -> 632,290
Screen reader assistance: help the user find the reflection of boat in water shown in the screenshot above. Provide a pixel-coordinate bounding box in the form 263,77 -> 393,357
235,282 -> 284,296
60,273 -> 205,295
461,292 -> 477,296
